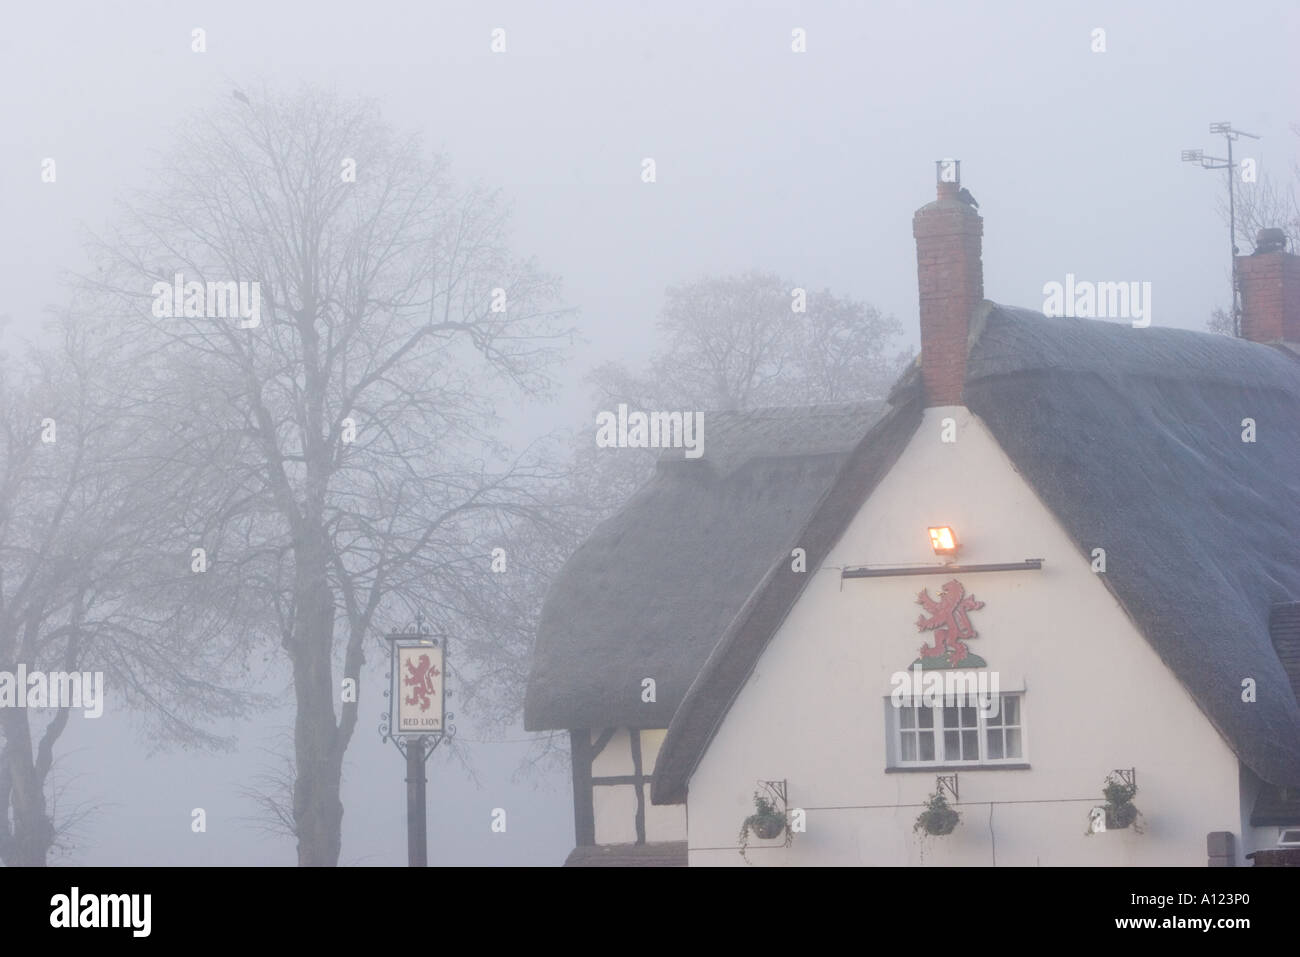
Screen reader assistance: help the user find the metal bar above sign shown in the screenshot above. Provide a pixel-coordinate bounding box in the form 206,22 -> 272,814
842,559 -> 1043,580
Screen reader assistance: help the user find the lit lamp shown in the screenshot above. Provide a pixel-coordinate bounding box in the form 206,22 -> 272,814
928,526 -> 959,558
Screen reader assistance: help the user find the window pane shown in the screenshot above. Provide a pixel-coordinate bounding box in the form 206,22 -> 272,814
919,731 -> 935,761
1003,696 -> 1019,725
918,707 -> 934,729
962,730 -> 978,758
943,705 -> 958,728
901,734 -> 916,762
960,705 -> 976,728
900,707 -> 915,730
1005,728 -> 1022,758
944,730 -> 959,757
988,730 -> 1004,759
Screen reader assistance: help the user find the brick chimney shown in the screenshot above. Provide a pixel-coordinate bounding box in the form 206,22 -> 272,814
913,160 -> 984,406
1237,228 -> 1300,344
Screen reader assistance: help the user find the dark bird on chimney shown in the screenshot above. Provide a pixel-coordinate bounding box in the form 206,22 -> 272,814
232,89 -> 250,105
958,187 -> 979,209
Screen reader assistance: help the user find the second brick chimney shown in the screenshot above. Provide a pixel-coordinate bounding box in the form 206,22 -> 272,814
1237,228 -> 1300,345
913,162 -> 984,406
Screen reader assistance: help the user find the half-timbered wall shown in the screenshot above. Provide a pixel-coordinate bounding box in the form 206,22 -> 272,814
571,727 -> 686,845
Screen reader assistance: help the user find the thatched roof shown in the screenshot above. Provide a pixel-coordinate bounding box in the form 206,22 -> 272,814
1252,784 -> 1300,826
965,306 -> 1300,791
1252,601 -> 1300,828
1271,602 -> 1300,706
647,304 -> 1300,802
524,403 -> 890,730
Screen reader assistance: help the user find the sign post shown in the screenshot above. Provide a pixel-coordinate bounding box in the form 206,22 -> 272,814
381,615 -> 454,867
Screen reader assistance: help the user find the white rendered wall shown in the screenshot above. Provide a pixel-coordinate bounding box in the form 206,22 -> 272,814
685,407 -> 1246,866
641,730 -> 688,840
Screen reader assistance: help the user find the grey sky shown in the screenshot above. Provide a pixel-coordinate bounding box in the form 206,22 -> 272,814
1,1 -> 1296,865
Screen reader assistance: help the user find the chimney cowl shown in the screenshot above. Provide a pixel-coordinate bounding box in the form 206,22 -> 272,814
1254,228 -> 1288,255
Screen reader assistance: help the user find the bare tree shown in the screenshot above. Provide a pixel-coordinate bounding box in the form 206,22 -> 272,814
0,315 -> 257,866
0,353 -> 69,867
1227,122 -> 1300,253
577,270 -> 909,518
80,85 -> 573,865
1206,307 -> 1235,336
643,271 -> 907,410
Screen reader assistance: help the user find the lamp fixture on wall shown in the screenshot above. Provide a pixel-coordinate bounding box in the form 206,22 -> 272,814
928,526 -> 959,557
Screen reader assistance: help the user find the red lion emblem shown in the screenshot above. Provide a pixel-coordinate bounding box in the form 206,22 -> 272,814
915,579 -> 984,667
403,654 -> 440,712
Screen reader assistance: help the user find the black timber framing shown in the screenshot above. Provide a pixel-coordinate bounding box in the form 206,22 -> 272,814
631,730 -> 646,844
589,727 -> 616,761
581,728 -> 658,845
570,729 -> 595,845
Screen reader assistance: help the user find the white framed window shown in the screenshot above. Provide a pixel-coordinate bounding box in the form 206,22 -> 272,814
983,693 -> 1023,761
888,692 -> 1025,767
1278,828 -> 1300,847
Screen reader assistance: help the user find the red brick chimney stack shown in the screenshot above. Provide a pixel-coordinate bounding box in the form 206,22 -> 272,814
1237,228 -> 1300,344
913,161 -> 984,406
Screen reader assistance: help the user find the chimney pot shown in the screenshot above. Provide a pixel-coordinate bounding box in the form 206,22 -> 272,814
1255,228 -> 1288,255
1237,229 -> 1300,344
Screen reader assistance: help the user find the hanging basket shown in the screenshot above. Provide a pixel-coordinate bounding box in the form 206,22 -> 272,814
1106,802 -> 1138,830
1101,772 -> 1141,831
920,805 -> 959,835
738,791 -> 788,861
751,814 -> 785,841
914,791 -> 961,836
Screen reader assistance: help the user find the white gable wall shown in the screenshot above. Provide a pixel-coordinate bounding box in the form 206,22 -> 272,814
685,406 -> 1246,866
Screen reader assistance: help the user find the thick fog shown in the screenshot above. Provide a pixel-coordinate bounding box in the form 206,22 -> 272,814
0,1 -> 1296,866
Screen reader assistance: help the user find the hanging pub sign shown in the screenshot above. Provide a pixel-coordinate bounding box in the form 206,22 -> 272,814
392,637 -> 445,735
